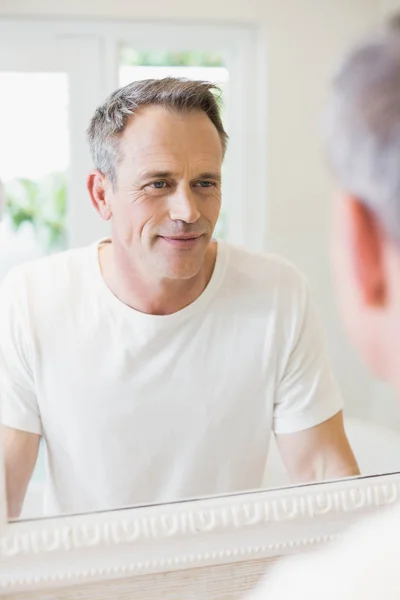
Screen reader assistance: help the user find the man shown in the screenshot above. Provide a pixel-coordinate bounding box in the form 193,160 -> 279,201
249,13 -> 400,600
0,77 -> 358,519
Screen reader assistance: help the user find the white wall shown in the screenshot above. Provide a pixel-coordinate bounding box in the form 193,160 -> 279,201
1,1 -> 390,427
380,0 -> 400,16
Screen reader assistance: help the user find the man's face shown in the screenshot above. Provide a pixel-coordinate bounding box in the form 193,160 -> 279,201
331,192 -> 400,385
104,106 -> 223,280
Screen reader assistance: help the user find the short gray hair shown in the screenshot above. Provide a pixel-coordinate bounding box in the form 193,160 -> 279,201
324,14 -> 400,242
87,77 -> 228,187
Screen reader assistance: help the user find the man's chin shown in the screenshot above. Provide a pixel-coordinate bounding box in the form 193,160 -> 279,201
148,239 -> 209,278
154,256 -> 204,281
162,265 -> 203,281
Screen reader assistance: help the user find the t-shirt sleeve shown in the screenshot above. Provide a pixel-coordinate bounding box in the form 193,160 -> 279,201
0,269 -> 42,435
273,274 -> 343,434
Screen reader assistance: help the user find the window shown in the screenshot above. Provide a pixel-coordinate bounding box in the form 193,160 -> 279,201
0,19 -> 265,263
0,35 -> 105,277
0,73 -> 69,278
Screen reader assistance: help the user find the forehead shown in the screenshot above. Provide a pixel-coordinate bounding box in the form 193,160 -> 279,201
119,105 -> 223,171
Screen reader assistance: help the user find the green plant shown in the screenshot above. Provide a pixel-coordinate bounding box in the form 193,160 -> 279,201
120,49 -> 225,68
5,171 -> 67,252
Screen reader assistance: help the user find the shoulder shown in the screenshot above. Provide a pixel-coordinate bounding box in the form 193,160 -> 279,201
0,243 -> 96,315
1,244 -> 95,291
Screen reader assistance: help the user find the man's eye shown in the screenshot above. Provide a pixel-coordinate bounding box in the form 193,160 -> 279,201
195,181 -> 216,188
150,181 -> 168,189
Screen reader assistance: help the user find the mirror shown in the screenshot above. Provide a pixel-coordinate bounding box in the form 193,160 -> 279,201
1,16 -> 400,525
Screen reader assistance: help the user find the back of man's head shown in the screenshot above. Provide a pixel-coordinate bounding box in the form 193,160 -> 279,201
325,14 -> 400,391
325,14 -> 400,241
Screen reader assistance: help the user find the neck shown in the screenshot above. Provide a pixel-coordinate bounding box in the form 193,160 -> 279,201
98,239 -> 217,315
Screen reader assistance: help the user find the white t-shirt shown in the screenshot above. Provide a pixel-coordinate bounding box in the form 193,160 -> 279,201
247,503 -> 400,600
0,239 -> 342,516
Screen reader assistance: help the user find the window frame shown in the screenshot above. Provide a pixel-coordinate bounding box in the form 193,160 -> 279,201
0,18 -> 267,251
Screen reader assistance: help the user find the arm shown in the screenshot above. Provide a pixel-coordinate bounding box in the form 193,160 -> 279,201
272,269 -> 359,481
275,410 -> 359,483
1,425 -> 40,518
0,269 -> 42,518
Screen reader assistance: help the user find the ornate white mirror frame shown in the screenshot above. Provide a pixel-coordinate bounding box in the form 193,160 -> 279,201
1,472 -> 400,599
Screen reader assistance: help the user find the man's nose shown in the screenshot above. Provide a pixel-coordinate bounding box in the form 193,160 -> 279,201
168,185 -> 201,224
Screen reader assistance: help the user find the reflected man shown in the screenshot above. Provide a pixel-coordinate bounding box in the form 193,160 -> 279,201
0,78 -> 358,518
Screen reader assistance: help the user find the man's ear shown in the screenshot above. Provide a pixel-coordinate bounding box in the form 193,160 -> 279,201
343,195 -> 386,307
87,170 -> 112,221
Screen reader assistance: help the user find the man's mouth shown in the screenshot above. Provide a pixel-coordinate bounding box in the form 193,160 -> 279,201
159,234 -> 203,248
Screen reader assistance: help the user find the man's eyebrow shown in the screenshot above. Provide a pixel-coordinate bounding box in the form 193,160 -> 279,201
138,170 -> 175,181
137,170 -> 222,182
197,172 -> 222,182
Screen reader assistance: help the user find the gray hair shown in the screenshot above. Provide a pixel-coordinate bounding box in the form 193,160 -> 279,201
324,14 -> 400,242
87,77 -> 228,187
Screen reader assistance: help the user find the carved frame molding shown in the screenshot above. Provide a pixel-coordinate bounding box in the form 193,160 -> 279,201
1,473 -> 399,595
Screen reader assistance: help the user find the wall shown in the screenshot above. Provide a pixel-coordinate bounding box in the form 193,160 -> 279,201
380,0 -> 400,16
0,0 -> 389,427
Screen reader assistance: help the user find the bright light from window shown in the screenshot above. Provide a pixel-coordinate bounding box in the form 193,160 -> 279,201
0,73 -> 69,182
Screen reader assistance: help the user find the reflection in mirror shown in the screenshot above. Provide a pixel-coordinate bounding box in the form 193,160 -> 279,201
3,29 -> 399,525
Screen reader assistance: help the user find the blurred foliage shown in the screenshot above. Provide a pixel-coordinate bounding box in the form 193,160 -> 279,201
120,48 -> 225,68
5,171 -> 67,252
